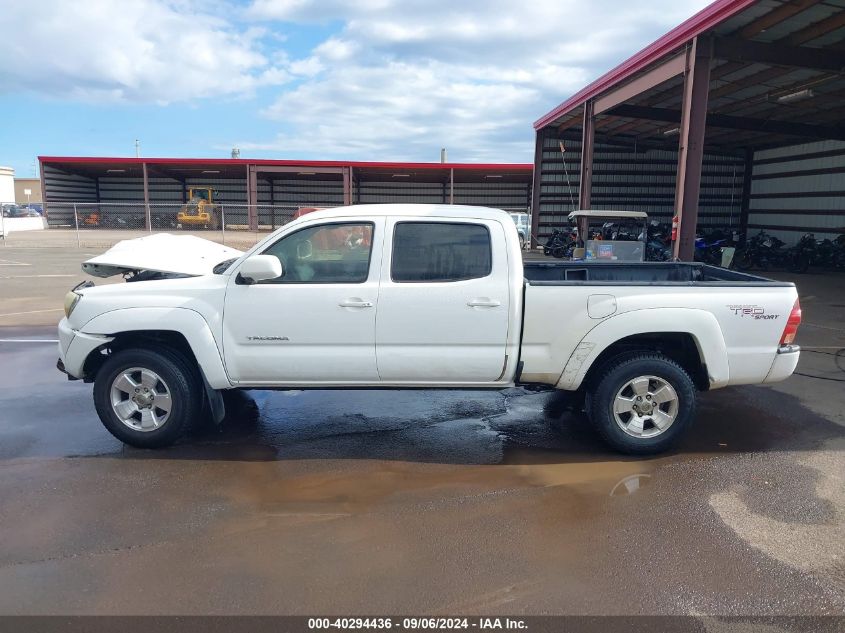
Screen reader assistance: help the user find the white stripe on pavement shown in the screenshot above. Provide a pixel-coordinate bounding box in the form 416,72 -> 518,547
0,308 -> 64,317
0,339 -> 60,343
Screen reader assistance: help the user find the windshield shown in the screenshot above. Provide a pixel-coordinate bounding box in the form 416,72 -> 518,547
510,213 -> 529,229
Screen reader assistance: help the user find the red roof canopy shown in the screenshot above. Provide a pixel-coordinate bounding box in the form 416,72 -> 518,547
39,156 -> 531,172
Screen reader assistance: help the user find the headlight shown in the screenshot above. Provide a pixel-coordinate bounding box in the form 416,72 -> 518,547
64,291 -> 82,318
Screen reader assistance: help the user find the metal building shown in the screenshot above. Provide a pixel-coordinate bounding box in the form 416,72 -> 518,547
39,157 -> 532,230
532,0 -> 845,259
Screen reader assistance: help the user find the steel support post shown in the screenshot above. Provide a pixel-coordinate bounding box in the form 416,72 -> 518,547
673,36 -> 712,261
343,167 -> 351,206
738,148 -> 753,246
142,162 -> 151,232
577,101 -> 595,240
578,100 -> 594,211
529,130 -> 544,248
73,203 -> 80,247
247,165 -> 258,231
39,160 -> 47,221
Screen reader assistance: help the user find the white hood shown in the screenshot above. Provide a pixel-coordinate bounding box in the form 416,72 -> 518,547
82,233 -> 244,278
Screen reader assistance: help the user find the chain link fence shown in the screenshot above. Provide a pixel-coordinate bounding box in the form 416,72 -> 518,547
1,203 -> 301,249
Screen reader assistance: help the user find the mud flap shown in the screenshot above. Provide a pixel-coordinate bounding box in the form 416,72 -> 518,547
202,374 -> 226,425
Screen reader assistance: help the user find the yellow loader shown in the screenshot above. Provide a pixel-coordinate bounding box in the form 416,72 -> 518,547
176,187 -> 221,230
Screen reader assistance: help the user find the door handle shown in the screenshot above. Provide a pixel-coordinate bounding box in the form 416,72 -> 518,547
467,299 -> 501,308
339,299 -> 374,308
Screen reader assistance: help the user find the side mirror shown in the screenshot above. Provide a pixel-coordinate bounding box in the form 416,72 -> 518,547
238,255 -> 283,284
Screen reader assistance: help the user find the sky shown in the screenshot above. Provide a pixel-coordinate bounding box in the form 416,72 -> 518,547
0,0 -> 713,177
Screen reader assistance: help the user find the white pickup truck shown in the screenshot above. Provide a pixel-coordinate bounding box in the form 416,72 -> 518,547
57,204 -> 802,454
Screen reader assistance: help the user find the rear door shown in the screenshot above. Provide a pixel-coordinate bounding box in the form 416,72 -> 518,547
376,217 -> 511,383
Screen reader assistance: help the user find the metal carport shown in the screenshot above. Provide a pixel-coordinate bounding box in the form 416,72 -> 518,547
531,0 -> 845,259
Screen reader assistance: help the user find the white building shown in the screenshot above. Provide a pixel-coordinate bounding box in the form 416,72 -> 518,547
0,166 -> 14,204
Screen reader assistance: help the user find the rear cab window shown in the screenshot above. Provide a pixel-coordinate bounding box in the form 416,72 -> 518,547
391,222 -> 492,282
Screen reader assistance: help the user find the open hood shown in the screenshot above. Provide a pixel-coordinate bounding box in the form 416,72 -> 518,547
82,233 -> 244,278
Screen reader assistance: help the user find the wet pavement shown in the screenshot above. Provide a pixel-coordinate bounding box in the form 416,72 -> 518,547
0,249 -> 843,615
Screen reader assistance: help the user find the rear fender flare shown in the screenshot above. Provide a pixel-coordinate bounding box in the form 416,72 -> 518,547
557,308 -> 729,390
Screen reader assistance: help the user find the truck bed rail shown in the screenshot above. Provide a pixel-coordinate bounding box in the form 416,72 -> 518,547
523,261 -> 793,286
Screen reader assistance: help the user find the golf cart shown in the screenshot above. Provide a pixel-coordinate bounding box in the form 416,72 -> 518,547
568,210 -> 649,262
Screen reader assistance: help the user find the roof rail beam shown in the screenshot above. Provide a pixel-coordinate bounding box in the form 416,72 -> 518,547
593,51 -> 687,115
713,35 -> 845,72
609,103 -> 845,141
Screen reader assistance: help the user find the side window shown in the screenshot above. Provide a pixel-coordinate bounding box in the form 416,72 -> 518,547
262,222 -> 374,283
391,222 -> 492,283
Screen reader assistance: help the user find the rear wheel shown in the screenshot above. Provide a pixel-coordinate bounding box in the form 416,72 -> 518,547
734,249 -> 754,271
585,352 -> 697,454
93,348 -> 203,448
789,252 -> 810,273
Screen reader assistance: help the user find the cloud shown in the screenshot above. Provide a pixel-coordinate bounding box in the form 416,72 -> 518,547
0,0 -> 715,163
0,0 -> 288,103
241,0 -> 712,162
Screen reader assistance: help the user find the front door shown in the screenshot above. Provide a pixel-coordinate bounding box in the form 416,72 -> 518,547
375,218 -> 511,383
223,218 -> 383,384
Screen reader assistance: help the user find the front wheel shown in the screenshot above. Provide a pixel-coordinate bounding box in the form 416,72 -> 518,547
585,353 -> 697,454
93,347 -> 204,448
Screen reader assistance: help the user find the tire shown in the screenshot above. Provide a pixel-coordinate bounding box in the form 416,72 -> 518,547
585,352 -> 697,455
93,347 -> 204,448
551,245 -> 566,258
734,250 -> 753,271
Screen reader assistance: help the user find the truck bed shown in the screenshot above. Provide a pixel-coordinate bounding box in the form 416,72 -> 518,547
523,261 -> 791,286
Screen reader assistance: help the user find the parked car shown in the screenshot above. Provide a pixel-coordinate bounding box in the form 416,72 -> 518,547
2,204 -> 40,217
57,204 -> 801,455
509,212 -> 530,249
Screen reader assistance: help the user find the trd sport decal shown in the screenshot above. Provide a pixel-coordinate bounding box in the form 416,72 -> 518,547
726,305 -> 780,320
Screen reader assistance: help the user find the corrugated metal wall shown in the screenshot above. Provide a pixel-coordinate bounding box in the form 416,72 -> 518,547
748,140 -> 845,246
96,176 -> 248,203
357,181 -> 444,205
42,164 -> 530,230
42,164 -> 98,226
270,177 -> 344,208
536,130 -> 745,241
453,182 -> 530,211
355,180 -> 529,211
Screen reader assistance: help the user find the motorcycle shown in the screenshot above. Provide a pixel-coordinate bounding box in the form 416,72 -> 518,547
734,231 -> 789,271
787,233 -> 816,273
645,220 -> 671,262
694,234 -> 729,267
543,228 -> 576,259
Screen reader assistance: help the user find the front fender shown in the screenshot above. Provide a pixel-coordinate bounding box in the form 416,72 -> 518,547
557,308 -> 730,391
79,307 -> 231,389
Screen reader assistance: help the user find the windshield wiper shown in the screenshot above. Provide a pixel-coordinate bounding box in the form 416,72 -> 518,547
213,258 -> 238,274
